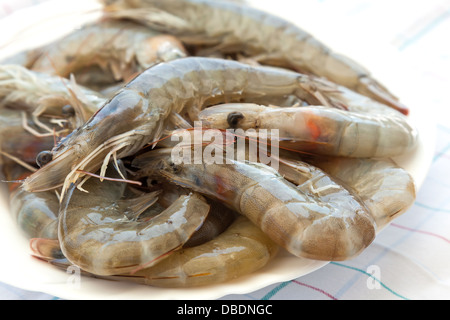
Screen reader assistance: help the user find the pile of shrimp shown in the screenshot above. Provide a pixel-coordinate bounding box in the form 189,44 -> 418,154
0,0 -> 418,288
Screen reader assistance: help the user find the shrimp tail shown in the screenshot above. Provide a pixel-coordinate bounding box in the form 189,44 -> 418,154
117,190 -> 161,220
30,238 -> 64,260
131,148 -> 173,174
32,255 -> 99,279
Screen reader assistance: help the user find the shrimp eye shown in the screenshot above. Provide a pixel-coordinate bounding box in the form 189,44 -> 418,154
170,162 -> 181,174
227,112 -> 244,129
36,151 -> 53,168
61,105 -> 75,118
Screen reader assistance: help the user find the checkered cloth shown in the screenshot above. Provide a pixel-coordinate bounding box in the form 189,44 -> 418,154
1,0 -> 449,300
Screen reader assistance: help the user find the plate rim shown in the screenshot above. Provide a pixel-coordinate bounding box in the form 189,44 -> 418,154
0,0 -> 437,300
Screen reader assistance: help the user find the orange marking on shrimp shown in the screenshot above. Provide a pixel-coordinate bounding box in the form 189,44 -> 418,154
189,273 -> 212,278
214,175 -> 228,196
306,117 -> 321,141
130,247 -> 178,275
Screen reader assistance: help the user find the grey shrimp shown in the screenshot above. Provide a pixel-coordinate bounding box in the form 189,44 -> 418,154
0,108 -> 55,166
132,147 -> 376,261
0,65 -> 106,134
58,163 -> 210,276
198,102 -> 418,158
22,57 -> 355,194
31,216 -> 278,288
102,0 -> 409,115
28,20 -> 187,87
306,156 -> 416,230
9,173 -> 59,241
109,216 -> 279,287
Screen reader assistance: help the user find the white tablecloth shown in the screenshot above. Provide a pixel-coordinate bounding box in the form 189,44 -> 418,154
1,0 -> 449,300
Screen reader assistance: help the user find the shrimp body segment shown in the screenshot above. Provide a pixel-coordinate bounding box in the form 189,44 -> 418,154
29,20 -> 188,86
133,149 -> 376,261
22,57 -> 348,193
112,216 -> 279,288
10,186 -> 59,240
31,216 -> 279,288
58,166 -> 211,276
309,157 -> 416,231
102,0 -> 408,114
199,103 -> 418,158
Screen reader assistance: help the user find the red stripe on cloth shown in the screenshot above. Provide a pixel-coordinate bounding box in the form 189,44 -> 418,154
292,280 -> 338,300
391,223 -> 450,244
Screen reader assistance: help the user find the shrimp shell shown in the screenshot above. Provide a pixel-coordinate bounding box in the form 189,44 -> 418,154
109,216 -> 279,287
198,103 -> 418,158
31,216 -> 279,288
29,20 -> 188,86
22,57 -> 350,194
307,156 -> 416,231
0,109 -> 55,165
102,0 -> 408,115
133,148 -> 376,261
58,165 -> 211,276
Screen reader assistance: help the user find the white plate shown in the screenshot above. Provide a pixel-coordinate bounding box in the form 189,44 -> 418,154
0,0 -> 436,300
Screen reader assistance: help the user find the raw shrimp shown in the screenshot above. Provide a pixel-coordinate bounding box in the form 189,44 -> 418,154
133,147 -> 376,261
198,102 -> 418,158
102,0 -> 409,115
29,20 -> 187,87
306,156 -> 416,230
22,57 -> 353,194
108,216 -> 278,287
30,187 -> 235,263
125,177 -> 236,248
30,238 -> 65,261
31,216 -> 278,288
0,65 -> 106,132
58,163 -> 211,276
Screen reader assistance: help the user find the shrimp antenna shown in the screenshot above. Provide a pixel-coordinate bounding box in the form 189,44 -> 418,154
75,170 -> 142,187
0,151 -> 38,173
